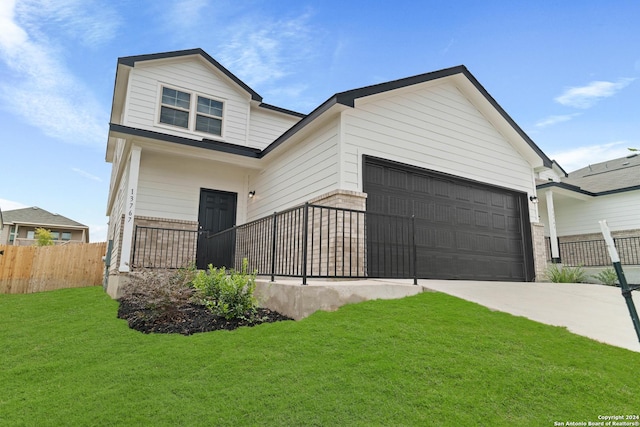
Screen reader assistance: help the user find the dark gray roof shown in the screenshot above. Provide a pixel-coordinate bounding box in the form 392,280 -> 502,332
562,153 -> 640,193
2,207 -> 87,228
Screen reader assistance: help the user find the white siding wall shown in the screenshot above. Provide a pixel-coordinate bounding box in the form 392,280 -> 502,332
341,81 -> 537,210
248,120 -> 340,220
107,139 -> 126,208
248,108 -> 300,149
106,159 -> 130,271
123,58 -> 250,147
136,150 -> 250,224
539,191 -> 640,236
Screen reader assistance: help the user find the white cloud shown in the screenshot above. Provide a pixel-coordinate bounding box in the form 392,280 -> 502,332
216,12 -> 318,87
535,113 -> 581,128
15,0 -> 119,47
0,0 -> 27,50
164,0 -> 210,32
71,168 -> 103,182
549,141 -> 633,172
0,198 -> 28,212
0,0 -> 117,147
555,78 -> 635,109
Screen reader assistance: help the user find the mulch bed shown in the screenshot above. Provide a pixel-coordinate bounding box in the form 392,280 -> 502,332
117,300 -> 293,335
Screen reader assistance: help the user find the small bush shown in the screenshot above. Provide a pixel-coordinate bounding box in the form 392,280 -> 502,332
545,264 -> 588,283
118,265 -> 197,324
592,268 -> 619,286
34,227 -> 54,246
192,259 -> 258,319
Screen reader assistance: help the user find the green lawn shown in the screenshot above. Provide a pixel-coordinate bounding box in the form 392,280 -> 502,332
1,286 -> 638,426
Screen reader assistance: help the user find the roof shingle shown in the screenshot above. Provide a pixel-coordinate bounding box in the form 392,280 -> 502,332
2,207 -> 87,228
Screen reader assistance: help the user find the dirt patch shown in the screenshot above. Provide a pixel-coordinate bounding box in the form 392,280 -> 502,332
117,300 -> 293,335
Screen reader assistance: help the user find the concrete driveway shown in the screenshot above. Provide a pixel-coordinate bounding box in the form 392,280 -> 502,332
418,280 -> 640,353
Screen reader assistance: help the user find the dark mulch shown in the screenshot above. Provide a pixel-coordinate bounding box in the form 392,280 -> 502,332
117,300 -> 293,335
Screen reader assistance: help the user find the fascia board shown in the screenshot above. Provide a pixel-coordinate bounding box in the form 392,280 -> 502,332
536,183 -> 594,201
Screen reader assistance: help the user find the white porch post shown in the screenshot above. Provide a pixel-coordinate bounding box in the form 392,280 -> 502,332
545,190 -> 561,263
119,145 -> 142,273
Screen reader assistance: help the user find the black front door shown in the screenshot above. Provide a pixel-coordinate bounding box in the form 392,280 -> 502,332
196,189 -> 237,270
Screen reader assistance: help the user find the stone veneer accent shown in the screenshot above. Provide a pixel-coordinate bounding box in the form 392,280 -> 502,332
234,190 -> 369,277
307,190 -> 368,276
531,222 -> 547,282
308,189 -> 368,211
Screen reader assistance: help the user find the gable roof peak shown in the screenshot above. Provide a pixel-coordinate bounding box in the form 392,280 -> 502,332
334,65 -> 470,107
117,48 -> 262,102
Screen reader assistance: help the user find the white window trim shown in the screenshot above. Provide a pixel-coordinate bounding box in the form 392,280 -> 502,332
155,84 -> 226,140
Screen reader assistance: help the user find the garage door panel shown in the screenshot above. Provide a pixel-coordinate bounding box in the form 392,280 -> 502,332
507,215 -> 521,232
413,175 -> 430,193
455,207 -> 473,225
364,157 -> 533,281
492,213 -> 506,230
474,210 -> 490,228
388,168 -> 409,189
435,203 -> 452,223
433,178 -> 452,198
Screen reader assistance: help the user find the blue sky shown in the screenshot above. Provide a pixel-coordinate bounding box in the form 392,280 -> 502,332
1,0 -> 638,242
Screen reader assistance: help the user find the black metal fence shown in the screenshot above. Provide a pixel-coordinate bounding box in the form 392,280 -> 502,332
132,226 -> 198,269
546,236 -> 640,267
204,203 -> 417,284
130,203 -> 418,282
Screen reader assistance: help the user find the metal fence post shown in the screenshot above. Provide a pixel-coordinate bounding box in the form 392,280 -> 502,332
302,203 -> 309,285
131,225 -> 138,268
270,212 -> 277,282
600,220 -> 640,343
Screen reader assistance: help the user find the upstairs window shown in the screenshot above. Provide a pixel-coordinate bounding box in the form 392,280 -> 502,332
196,96 -> 223,136
160,87 -> 191,129
158,86 -> 225,137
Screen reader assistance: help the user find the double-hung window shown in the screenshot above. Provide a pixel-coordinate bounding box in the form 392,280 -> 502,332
196,96 -> 223,136
159,86 -> 224,137
160,87 -> 191,129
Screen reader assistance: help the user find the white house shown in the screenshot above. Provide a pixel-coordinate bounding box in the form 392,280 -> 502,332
536,154 -> 640,265
104,48 -> 555,296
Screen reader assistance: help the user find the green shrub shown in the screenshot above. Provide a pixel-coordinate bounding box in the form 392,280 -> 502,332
592,268 -> 619,286
545,264 -> 588,283
192,259 -> 258,319
34,227 -> 54,246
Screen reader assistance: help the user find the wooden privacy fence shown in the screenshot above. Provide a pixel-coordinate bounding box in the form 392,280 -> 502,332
0,242 -> 107,294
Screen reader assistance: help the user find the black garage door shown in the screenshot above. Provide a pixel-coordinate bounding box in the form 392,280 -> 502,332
364,157 -> 534,281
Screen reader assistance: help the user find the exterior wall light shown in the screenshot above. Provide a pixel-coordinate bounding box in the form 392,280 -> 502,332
248,191 -> 256,198
529,195 -> 538,203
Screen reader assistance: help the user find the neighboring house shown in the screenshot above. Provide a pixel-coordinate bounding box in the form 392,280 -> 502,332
104,48 -> 555,296
0,207 -> 90,246
536,153 -> 640,263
